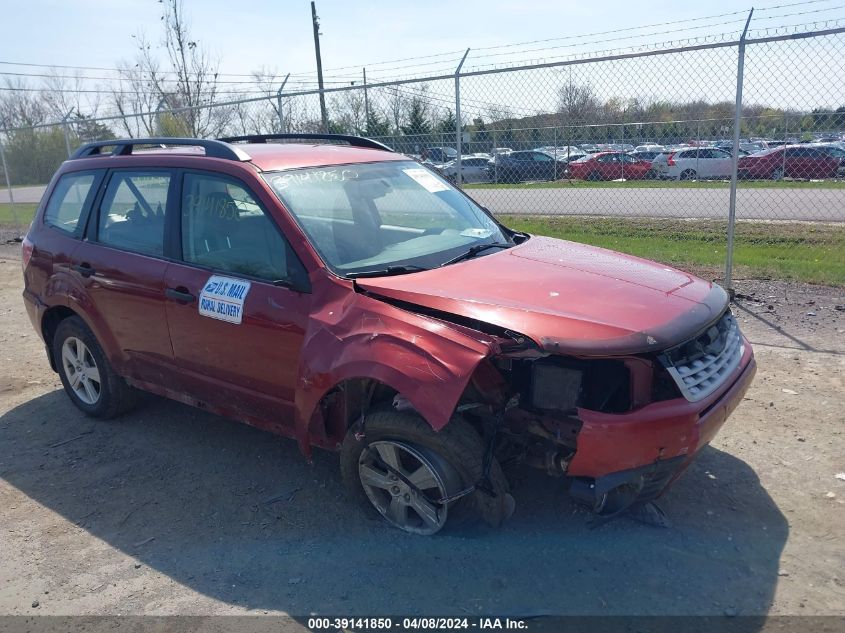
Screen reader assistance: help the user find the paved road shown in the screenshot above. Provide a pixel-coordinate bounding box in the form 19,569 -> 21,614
0,185 -> 45,205
470,186 -> 845,222
4,184 -> 844,221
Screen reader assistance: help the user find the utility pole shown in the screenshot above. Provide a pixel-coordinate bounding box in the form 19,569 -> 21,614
363,67 -> 370,133
311,1 -> 328,132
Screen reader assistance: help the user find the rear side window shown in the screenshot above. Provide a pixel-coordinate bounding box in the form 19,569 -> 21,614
181,172 -> 305,284
98,170 -> 171,256
43,172 -> 99,234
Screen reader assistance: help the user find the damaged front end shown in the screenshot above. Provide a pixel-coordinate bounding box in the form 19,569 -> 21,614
299,273 -> 755,527
349,288 -> 755,524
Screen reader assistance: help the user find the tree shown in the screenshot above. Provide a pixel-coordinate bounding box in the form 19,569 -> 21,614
365,110 -> 391,137
401,96 -> 431,136
436,109 -> 457,135
557,80 -> 599,125
112,0 -> 228,138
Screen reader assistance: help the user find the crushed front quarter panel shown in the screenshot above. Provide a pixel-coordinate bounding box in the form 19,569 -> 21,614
294,278 -> 500,455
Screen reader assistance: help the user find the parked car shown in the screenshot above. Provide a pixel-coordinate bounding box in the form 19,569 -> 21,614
438,155 -> 493,183
567,152 -> 652,181
651,147 -> 734,180
22,134 -> 755,535
737,145 -> 840,180
421,146 -> 457,163
634,144 -> 665,153
811,143 -> 845,176
489,150 -> 565,182
628,150 -> 664,162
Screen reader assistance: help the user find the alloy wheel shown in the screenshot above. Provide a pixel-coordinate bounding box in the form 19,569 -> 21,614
358,440 -> 450,535
61,336 -> 101,405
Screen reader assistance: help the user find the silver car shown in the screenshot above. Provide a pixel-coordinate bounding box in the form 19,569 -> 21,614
439,155 -> 493,183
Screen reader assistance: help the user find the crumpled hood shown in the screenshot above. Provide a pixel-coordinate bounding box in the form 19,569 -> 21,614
355,236 -> 728,356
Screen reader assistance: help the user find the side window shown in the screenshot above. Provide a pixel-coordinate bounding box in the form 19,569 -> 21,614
181,172 -> 303,283
98,171 -> 170,256
533,153 -> 553,162
43,171 -> 99,235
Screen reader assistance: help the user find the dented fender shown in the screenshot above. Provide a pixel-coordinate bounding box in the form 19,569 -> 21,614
294,280 -> 499,454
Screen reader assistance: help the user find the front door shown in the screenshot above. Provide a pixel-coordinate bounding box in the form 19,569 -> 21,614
163,170 -> 311,430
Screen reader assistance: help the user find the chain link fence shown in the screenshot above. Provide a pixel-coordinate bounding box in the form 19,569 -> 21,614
2,25 -> 844,285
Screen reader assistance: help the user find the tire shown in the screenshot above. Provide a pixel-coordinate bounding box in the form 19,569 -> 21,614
586,171 -> 602,181
340,407 -> 513,535
679,169 -> 697,181
771,167 -> 784,181
53,316 -> 137,419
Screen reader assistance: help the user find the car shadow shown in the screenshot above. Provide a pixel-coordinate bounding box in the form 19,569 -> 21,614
1,390 -> 787,620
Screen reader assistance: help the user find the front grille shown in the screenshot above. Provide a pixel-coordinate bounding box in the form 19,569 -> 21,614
659,312 -> 744,402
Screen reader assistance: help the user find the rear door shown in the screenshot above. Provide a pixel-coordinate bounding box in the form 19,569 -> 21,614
70,168 -> 175,383
162,170 -> 311,430
597,153 -> 622,179
705,148 -> 733,178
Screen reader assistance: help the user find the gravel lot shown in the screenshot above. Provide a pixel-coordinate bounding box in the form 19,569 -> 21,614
0,241 -> 843,621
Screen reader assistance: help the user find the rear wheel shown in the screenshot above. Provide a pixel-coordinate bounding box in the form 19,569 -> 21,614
679,169 -> 697,180
340,408 -> 513,535
53,316 -> 137,418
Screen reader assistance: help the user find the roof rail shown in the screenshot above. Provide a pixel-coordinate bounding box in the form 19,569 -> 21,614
218,133 -> 393,152
70,138 -> 251,161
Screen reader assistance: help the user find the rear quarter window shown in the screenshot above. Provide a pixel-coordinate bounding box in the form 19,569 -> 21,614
43,171 -> 101,235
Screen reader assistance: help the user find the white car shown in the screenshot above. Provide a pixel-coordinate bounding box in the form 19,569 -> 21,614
634,144 -> 666,153
651,147 -> 734,180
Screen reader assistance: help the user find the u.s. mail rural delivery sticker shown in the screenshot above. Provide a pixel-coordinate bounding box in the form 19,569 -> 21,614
198,275 -> 252,325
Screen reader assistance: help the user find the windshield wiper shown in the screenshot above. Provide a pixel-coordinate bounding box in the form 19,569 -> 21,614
346,265 -> 430,279
440,242 -> 511,267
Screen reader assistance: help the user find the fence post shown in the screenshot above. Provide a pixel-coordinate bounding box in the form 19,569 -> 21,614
0,134 -> 19,227
725,9 -> 754,294
454,48 -> 470,187
276,73 -> 290,133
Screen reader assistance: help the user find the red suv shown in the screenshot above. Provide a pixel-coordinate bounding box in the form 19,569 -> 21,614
22,134 -> 756,535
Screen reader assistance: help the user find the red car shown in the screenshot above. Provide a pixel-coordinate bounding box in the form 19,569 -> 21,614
567,151 -> 653,181
22,134 -> 755,535
737,145 -> 840,180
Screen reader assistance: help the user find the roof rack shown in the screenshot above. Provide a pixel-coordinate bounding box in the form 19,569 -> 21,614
70,138 -> 251,161
218,133 -> 393,152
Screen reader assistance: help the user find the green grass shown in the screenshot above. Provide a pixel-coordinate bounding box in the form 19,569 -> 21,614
466,179 -> 845,190
0,203 -> 37,226
502,215 -> 845,286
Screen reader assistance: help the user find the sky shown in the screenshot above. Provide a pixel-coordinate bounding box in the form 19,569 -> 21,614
1,0 -> 844,122
2,0 -> 843,85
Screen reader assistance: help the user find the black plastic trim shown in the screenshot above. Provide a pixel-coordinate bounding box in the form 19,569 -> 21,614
218,133 -> 393,153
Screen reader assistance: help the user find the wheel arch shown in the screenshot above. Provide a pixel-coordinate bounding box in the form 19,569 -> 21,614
41,305 -> 82,372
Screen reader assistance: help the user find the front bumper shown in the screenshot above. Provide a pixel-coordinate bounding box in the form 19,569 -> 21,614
565,342 -> 756,501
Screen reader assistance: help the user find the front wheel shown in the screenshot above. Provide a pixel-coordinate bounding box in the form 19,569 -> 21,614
340,408 -> 512,535
771,166 -> 785,181
53,316 -> 137,418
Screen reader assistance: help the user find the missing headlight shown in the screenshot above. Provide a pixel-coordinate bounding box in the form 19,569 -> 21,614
527,358 -> 632,414
531,363 -> 583,413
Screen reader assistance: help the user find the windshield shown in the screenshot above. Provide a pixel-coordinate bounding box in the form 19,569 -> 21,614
262,160 -> 511,276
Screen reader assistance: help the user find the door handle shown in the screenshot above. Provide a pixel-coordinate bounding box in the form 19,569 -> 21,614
72,263 -> 95,278
165,287 -> 196,303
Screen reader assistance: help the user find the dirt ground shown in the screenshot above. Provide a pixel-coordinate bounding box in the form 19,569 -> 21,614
0,240 -> 843,620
